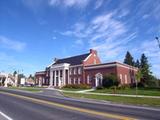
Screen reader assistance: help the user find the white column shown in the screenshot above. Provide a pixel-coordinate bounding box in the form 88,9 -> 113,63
58,70 -> 61,87
95,77 -> 98,87
39,77 -> 42,87
68,69 -> 70,84
50,71 -> 53,86
54,70 -> 56,87
15,74 -> 18,87
63,69 -> 65,86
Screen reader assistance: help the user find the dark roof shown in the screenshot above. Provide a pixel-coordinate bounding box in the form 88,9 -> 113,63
54,53 -> 90,65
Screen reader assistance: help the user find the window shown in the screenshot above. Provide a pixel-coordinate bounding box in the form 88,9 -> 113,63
94,59 -> 96,64
73,78 -> 76,84
120,74 -> 122,83
78,78 -> 80,84
43,78 -> 45,84
69,78 -> 71,84
73,68 -> 76,75
87,75 -> 90,84
69,68 -> 72,75
125,74 -> 127,84
78,67 -> 81,74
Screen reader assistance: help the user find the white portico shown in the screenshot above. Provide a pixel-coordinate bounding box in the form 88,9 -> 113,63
49,63 -> 70,88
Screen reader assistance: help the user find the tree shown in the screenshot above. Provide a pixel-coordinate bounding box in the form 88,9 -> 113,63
102,74 -> 119,93
140,53 -> 152,86
135,69 -> 143,95
124,51 -> 135,66
135,59 -> 140,68
13,71 -> 17,77
29,74 -> 34,80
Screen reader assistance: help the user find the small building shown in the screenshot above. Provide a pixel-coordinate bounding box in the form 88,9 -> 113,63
20,78 -> 26,85
0,72 -> 16,87
35,49 -> 138,88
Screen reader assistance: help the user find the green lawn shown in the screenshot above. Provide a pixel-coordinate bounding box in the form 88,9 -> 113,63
8,87 -> 42,92
61,88 -> 90,91
92,88 -> 160,96
63,92 -> 160,107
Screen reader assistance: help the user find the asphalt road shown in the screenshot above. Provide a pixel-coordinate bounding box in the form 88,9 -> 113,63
0,88 -> 160,120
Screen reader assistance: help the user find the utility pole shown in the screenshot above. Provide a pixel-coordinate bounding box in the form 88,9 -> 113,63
155,37 -> 160,48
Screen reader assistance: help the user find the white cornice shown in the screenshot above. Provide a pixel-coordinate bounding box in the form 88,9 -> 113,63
69,64 -> 83,68
84,63 -> 138,71
83,53 -> 92,62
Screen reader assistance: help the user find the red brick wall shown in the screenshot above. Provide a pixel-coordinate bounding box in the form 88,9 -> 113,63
69,66 -> 83,84
84,67 -> 117,86
83,49 -> 101,66
84,64 -> 137,87
116,66 -> 137,85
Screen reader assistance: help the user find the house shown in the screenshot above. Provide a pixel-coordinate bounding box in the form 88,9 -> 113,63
0,72 -> 17,87
35,49 -> 138,88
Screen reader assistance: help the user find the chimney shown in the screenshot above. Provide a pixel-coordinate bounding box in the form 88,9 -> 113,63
90,49 -> 97,55
54,58 -> 59,62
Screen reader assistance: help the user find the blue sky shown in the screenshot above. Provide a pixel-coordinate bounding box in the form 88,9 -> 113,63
0,0 -> 160,77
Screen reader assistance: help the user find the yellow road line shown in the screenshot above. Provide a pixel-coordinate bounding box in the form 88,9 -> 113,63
0,91 -> 137,120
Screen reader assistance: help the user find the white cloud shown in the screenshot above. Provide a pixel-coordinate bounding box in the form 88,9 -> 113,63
142,14 -> 150,19
49,0 -> 90,8
52,36 -> 57,40
0,35 -> 26,51
94,0 -> 103,9
49,0 -> 60,6
131,39 -> 160,78
118,9 -> 130,18
61,12 -> 135,61
137,0 -> 160,21
22,0 -> 47,13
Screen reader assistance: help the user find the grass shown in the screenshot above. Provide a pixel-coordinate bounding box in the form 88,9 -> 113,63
92,88 -> 160,96
61,88 -> 90,91
63,92 -> 160,107
8,87 -> 42,92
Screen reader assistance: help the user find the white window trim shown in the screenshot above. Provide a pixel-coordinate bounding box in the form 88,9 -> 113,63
73,68 -> 76,75
70,68 -> 72,75
94,59 -> 96,64
120,74 -> 122,84
125,74 -> 127,84
78,78 -> 80,84
78,67 -> 81,74
73,78 -> 76,84
87,75 -> 90,84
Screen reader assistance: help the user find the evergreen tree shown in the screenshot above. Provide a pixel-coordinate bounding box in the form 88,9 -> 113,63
135,59 -> 140,68
140,53 -> 152,86
13,71 -> 17,77
124,51 -> 134,66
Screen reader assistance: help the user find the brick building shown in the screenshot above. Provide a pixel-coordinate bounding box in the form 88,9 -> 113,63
35,49 -> 138,87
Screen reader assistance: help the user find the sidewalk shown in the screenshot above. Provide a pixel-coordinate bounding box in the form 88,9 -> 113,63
49,88 -> 160,99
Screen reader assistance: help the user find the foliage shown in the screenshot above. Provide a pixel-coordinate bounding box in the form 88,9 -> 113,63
135,69 -> 143,83
117,84 -> 130,90
135,59 -> 140,68
96,86 -> 104,90
140,53 -> 153,87
29,74 -> 34,80
123,51 -> 159,88
13,71 -> 17,77
102,74 -> 119,88
123,51 -> 135,66
63,84 -> 91,89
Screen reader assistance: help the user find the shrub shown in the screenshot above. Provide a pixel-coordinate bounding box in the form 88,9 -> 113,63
63,84 -> 91,89
118,84 -> 130,90
96,86 -> 103,90
102,73 -> 119,88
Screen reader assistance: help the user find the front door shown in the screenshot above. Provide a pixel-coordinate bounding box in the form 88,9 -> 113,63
95,73 -> 103,87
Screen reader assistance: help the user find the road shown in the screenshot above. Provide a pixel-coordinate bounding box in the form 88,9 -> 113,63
0,88 -> 160,120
